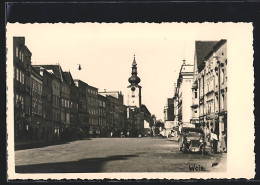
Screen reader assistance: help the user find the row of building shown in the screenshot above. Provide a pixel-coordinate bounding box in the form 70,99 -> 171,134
13,37 -> 154,143
164,39 -> 227,151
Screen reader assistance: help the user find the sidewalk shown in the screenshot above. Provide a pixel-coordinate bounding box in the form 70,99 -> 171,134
211,152 -> 227,171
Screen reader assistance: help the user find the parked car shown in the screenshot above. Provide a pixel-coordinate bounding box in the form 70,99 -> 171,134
178,127 -> 206,154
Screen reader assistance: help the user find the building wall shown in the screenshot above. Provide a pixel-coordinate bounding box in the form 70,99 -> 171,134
191,40 -> 227,151
98,94 -> 107,136
70,85 -> 79,127
13,37 -> 31,142
173,62 -> 193,126
40,69 -> 53,139
127,86 -> 141,108
74,80 -> 88,130
181,77 -> 193,123
51,76 -> 61,137
31,69 -> 43,140
86,85 -> 99,135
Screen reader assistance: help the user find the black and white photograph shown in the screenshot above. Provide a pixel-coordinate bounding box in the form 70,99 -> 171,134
6,22 -> 254,180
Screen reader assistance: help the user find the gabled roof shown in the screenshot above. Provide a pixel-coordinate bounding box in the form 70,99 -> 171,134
195,41 -> 218,70
36,65 -> 64,81
141,104 -> 151,115
63,71 -> 75,86
21,45 -> 32,55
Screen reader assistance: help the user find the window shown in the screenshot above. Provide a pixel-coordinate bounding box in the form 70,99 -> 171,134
16,68 -> 19,81
221,69 -> 225,84
16,47 -> 18,57
194,89 -> 197,98
61,99 -> 64,107
66,113 -> 70,123
61,112 -> 65,122
19,51 -> 22,60
21,72 -> 24,84
15,94 -> 19,105
22,53 -> 24,62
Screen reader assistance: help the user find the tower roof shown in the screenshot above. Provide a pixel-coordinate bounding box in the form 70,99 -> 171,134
128,55 -> 141,85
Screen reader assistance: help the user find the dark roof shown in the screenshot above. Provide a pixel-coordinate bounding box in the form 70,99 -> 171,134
32,66 -> 40,73
36,65 -> 64,81
63,71 -> 75,86
31,66 -> 42,79
141,104 -> 151,115
195,41 -> 218,70
21,45 -> 32,55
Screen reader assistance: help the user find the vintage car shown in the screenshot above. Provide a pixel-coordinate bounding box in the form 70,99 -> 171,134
178,127 -> 206,154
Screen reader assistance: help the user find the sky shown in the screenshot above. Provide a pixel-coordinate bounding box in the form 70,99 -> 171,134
6,23 -> 247,120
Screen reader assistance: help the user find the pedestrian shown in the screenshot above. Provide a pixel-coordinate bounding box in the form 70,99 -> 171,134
221,131 -> 227,153
110,131 -> 113,138
210,129 -> 218,154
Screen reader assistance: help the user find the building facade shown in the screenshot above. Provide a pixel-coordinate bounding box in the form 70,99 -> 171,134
98,94 -> 107,137
173,60 -> 194,126
191,39 -> 227,151
63,72 -> 79,128
13,37 -> 32,142
86,85 -> 99,136
99,91 -> 126,136
163,98 -> 174,122
13,37 -> 157,141
40,68 -> 53,139
74,79 -> 88,132
30,67 -> 43,140
37,65 -> 62,137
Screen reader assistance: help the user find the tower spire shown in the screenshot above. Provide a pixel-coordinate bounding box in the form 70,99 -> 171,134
132,54 -> 137,66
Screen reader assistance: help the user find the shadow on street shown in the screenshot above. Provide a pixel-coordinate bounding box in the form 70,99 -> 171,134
16,154 -> 138,173
15,138 -> 92,151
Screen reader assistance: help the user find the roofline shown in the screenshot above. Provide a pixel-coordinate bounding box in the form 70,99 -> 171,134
204,39 -> 227,61
87,84 -> 98,90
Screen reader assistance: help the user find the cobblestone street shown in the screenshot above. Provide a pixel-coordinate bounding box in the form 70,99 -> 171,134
15,137 -> 226,173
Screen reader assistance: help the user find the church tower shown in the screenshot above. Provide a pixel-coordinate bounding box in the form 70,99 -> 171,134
127,55 -> 142,108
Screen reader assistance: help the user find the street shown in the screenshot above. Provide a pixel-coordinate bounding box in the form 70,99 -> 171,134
15,137 -> 226,173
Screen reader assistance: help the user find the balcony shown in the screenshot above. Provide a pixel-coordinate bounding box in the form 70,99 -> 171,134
206,90 -> 214,96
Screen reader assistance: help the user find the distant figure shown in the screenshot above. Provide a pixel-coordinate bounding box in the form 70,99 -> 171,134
221,131 -> 227,153
127,131 -> 130,137
210,129 -> 218,154
110,131 -> 113,138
